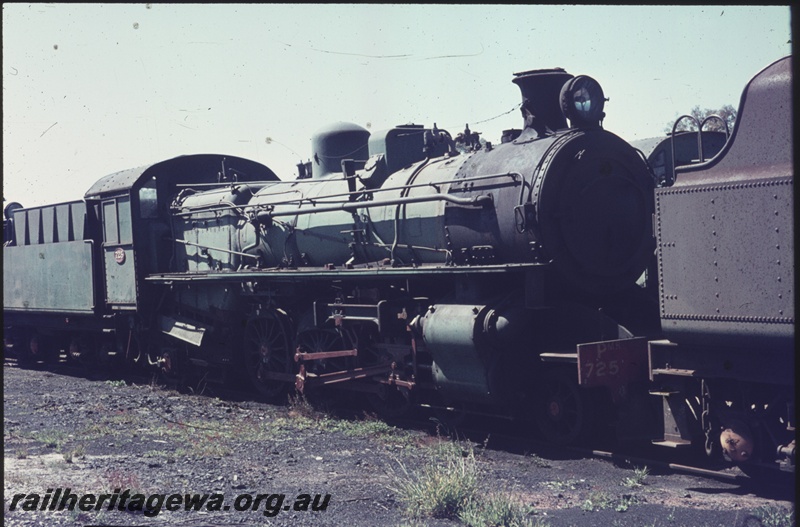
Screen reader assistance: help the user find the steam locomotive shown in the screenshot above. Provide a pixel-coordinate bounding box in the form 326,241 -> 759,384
3,56 -> 793,478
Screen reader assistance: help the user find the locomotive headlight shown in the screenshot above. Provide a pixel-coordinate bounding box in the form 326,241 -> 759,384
560,75 -> 606,128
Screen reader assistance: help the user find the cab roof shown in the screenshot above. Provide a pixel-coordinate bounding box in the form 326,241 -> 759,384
84,154 -> 279,199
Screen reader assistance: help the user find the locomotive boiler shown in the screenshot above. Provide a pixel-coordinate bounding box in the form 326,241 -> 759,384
174,70 -> 655,294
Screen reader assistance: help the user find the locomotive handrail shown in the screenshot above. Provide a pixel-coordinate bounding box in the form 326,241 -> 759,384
257,193 -> 493,220
175,178 -> 324,188
700,114 -> 730,142
670,115 -> 699,185
371,241 -> 448,254
171,198 -> 252,218
669,115 -> 730,184
289,171 -> 522,204
171,238 -> 260,260
172,172 -> 518,218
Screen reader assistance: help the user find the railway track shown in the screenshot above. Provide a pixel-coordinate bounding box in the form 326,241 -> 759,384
6,350 -> 788,492
415,417 -> 757,486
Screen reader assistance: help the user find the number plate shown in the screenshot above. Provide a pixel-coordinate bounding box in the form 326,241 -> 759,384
577,337 -> 648,400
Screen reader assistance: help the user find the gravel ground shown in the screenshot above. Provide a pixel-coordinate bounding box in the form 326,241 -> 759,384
3,357 -> 795,527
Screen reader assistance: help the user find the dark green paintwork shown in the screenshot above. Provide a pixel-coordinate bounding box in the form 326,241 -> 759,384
3,241 -> 95,313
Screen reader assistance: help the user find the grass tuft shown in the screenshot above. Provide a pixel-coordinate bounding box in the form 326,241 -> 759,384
622,465 -> 649,488
580,490 -> 614,512
392,441 -> 479,519
32,430 -> 67,449
459,493 -> 545,527
287,393 -> 318,420
392,440 -> 548,526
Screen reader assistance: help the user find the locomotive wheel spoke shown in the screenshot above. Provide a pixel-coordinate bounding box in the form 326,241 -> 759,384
534,369 -> 589,445
296,328 -> 352,376
298,330 -> 341,353
244,313 -> 293,401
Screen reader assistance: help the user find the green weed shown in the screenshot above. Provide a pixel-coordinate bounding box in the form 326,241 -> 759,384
748,505 -> 795,527
459,492 -> 545,527
615,494 -> 639,512
622,465 -> 650,488
580,490 -> 614,512
32,430 -> 67,449
541,478 -> 585,492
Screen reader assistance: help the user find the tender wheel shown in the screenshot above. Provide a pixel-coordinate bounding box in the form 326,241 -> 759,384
19,332 -> 57,365
243,312 -> 294,401
727,392 -> 795,482
95,337 -> 123,371
4,330 -> 28,363
534,369 -> 592,445
67,335 -> 96,368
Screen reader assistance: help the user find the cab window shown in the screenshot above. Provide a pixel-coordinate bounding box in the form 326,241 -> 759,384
102,196 -> 132,245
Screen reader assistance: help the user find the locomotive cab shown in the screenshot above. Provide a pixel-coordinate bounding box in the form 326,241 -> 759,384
85,154 -> 280,309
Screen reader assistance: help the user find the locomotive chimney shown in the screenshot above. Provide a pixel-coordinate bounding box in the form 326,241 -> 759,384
512,68 -> 573,136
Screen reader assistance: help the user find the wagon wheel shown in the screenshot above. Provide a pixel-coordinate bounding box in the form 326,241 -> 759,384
99,337 -> 125,370
67,335 -> 96,368
534,369 -> 592,445
6,330 -> 32,364
243,312 -> 294,401
18,331 -> 57,365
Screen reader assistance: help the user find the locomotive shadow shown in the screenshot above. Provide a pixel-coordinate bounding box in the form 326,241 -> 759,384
686,476 -> 796,502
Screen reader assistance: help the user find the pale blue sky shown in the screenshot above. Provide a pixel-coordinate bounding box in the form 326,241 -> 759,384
3,4 -> 792,207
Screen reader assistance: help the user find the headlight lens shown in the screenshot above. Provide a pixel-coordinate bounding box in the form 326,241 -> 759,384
560,75 -> 605,127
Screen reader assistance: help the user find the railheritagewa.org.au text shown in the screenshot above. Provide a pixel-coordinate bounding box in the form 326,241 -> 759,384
8,488 -> 331,518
